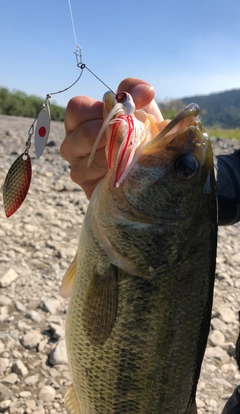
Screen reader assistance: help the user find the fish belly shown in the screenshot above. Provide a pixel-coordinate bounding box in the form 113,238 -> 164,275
66,249 -> 214,414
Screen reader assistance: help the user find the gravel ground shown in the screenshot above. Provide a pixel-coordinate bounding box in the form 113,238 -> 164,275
0,114 -> 239,414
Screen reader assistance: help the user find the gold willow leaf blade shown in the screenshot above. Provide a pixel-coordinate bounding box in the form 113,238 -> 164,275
3,153 -> 32,218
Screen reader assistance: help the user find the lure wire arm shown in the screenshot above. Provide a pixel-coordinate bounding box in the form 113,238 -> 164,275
3,0 -> 117,217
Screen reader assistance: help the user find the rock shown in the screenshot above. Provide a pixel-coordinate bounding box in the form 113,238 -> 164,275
14,301 -> 26,312
234,279 -> 240,289
8,400 -> 22,410
234,372 -> 240,380
0,335 -> 15,350
38,337 -> 48,352
221,363 -> 237,372
197,380 -> 206,391
24,224 -> 39,233
60,246 -> 76,258
211,317 -> 227,332
48,368 -> 60,378
0,359 -> 9,373
12,360 -> 28,377
0,296 -> 12,306
49,323 -> 65,340
0,384 -> 12,402
2,373 -> 18,385
215,378 -> 233,388
205,398 -> 218,408
25,310 -> 43,323
19,391 -> 31,398
221,342 -> 236,357
195,397 -> 205,408
12,350 -> 22,359
205,345 -> 230,363
34,407 -> 45,414
24,374 -> 39,386
0,307 -> 8,316
25,400 -> 36,410
17,320 -> 31,331
41,299 -> 60,314
0,341 -> 4,354
218,307 -> 237,324
49,339 -> 68,365
209,329 -> 225,346
0,269 -> 19,287
38,385 -> 56,402
0,399 -> 11,412
21,330 -> 42,349
46,140 -> 57,148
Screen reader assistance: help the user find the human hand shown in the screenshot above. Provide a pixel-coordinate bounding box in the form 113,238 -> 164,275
61,78 -> 163,200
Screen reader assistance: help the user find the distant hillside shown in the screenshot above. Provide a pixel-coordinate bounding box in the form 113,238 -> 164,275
0,87 -> 65,121
2,86 -> 240,129
159,89 -> 240,128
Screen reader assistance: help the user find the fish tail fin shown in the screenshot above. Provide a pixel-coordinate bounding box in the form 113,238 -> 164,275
65,385 -> 82,414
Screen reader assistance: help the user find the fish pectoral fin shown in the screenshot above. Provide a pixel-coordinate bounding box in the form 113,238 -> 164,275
59,253 -> 77,299
82,264 -> 118,346
65,385 -> 82,414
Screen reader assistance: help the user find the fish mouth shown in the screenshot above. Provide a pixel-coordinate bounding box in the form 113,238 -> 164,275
146,103 -> 206,148
158,103 -> 201,140
140,103 -> 210,166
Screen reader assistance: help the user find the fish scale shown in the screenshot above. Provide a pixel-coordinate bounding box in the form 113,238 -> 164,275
62,103 -> 217,414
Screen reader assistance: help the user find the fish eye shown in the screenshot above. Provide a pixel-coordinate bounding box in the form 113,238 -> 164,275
116,92 -> 128,103
175,154 -> 198,179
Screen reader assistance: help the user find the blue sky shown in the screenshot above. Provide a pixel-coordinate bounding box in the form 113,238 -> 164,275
1,0 -> 240,107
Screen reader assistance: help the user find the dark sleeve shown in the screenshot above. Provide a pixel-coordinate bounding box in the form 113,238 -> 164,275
214,151 -> 240,226
221,385 -> 240,413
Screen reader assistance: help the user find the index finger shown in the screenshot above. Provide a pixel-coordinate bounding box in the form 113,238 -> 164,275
64,95 -> 103,133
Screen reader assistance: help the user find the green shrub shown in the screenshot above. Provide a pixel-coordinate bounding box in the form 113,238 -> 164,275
0,87 -> 65,121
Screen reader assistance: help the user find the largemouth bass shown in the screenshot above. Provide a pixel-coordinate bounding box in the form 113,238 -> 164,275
61,98 -> 217,414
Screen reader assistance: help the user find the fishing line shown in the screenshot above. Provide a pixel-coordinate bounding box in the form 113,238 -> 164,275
67,0 -> 80,49
2,0 -> 116,217
66,0 -> 115,96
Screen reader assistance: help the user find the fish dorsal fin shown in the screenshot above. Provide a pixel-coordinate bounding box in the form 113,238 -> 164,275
59,253 -> 77,299
82,264 -> 118,346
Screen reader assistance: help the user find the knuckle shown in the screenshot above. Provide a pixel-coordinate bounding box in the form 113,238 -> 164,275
70,166 -> 82,185
60,138 -> 68,159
